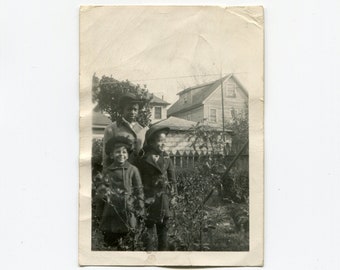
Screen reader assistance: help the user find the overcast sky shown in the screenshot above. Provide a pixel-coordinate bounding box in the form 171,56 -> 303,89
80,6 -> 263,104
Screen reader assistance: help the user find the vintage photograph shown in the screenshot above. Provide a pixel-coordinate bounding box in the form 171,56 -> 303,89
79,6 -> 263,266
91,74 -> 250,252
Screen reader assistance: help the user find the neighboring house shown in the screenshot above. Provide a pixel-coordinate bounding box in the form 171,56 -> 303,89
151,116 -> 197,153
149,95 -> 170,123
167,74 -> 248,128
92,110 -> 112,138
92,94 -> 170,137
152,116 -> 232,154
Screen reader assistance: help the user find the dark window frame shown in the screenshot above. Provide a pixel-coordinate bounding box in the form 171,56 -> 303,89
209,108 -> 217,122
154,106 -> 162,119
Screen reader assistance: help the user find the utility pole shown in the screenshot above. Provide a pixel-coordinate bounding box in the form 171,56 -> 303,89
220,74 -> 226,140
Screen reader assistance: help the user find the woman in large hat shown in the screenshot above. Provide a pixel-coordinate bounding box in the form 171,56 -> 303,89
102,92 -> 149,169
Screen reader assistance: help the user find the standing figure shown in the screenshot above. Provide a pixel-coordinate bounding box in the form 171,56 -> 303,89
95,136 -> 144,248
139,126 -> 177,251
102,92 -> 148,169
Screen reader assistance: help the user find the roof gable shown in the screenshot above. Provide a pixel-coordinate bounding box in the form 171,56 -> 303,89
150,94 -> 170,105
168,74 -> 248,116
167,80 -> 219,116
92,111 -> 112,126
203,75 -> 248,105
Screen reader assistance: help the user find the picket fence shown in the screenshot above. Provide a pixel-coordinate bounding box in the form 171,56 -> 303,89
167,149 -> 248,170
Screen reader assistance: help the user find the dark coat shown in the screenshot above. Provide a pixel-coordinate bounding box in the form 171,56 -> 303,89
102,118 -> 148,169
96,161 -> 144,233
139,149 -> 177,223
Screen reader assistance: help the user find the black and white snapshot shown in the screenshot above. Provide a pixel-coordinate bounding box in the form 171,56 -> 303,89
79,5 -> 264,266
91,74 -> 250,251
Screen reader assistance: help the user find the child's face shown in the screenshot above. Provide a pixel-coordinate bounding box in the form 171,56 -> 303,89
110,145 -> 129,165
150,132 -> 167,153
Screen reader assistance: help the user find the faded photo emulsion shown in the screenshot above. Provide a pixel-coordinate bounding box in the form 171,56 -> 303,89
79,6 -> 264,266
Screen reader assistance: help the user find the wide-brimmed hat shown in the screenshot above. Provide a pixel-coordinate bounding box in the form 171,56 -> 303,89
105,136 -> 134,155
119,92 -> 142,107
145,125 -> 170,143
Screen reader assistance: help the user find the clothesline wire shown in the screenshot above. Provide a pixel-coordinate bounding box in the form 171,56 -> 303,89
106,72 -> 248,83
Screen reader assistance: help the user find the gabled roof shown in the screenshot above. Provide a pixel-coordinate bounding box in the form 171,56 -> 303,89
150,94 -> 170,105
152,116 -> 197,131
167,74 -> 248,116
92,111 -> 112,126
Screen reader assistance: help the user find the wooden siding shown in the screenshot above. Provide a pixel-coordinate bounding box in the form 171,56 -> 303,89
172,105 -> 204,122
204,77 -> 248,126
164,130 -> 232,154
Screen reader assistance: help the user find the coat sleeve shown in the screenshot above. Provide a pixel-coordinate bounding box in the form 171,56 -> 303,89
132,166 -> 145,216
167,158 -> 177,196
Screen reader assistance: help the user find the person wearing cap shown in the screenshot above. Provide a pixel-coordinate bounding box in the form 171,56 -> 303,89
95,136 -> 144,249
139,125 -> 177,251
102,92 -> 148,170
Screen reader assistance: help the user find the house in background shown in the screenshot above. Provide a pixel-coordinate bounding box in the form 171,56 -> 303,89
151,116 -> 197,153
167,74 -> 248,128
149,95 -> 170,123
92,94 -> 170,137
152,116 -> 232,154
92,110 -> 112,138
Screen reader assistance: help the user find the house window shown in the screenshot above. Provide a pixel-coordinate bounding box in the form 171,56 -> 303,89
226,83 -> 236,97
183,93 -> 188,104
154,106 -> 162,119
210,108 -> 217,122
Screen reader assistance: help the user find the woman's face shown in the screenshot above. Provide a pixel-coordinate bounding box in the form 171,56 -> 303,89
110,146 -> 129,165
122,103 -> 139,122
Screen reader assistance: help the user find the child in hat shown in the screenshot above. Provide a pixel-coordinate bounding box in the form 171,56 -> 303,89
139,126 -> 177,251
95,136 -> 145,249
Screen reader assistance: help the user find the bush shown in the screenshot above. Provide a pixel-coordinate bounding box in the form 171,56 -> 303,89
91,105 -> 249,250
92,138 -> 103,177
167,156 -> 249,251
92,75 -> 152,127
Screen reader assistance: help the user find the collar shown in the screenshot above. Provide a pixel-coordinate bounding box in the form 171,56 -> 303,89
106,161 -> 131,170
144,152 -> 163,173
121,117 -> 144,135
122,117 -> 133,125
122,117 -> 142,128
